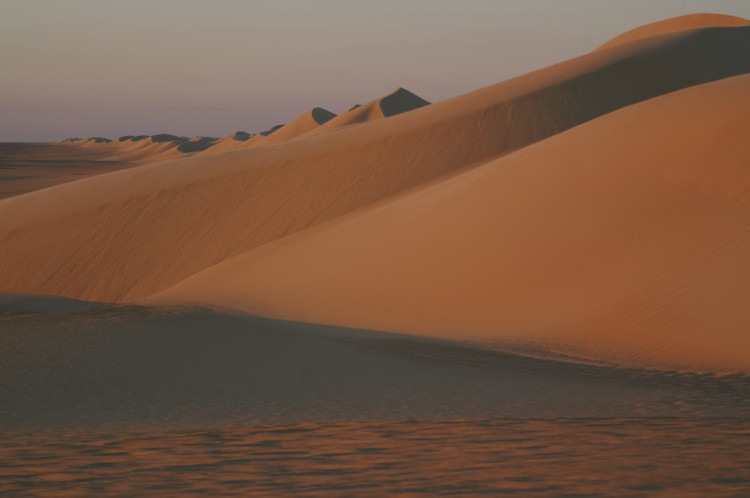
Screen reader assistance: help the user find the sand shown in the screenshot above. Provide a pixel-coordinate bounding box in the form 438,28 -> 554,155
1,23 -> 747,307
3,14 -> 750,498
152,74 -> 750,374
203,131 -> 255,153
299,87 -> 430,138
598,13 -> 750,50
1,16 -> 749,375
2,304 -> 747,431
252,107 -> 336,146
3,419 -> 748,497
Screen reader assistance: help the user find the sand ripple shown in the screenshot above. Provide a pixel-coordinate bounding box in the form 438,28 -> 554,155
2,419 -> 748,497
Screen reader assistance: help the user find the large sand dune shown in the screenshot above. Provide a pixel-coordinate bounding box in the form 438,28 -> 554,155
1,22 -> 747,306
152,74 -> 750,373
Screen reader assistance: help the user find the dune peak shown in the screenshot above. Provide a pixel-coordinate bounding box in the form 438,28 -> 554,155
379,87 -> 430,117
311,107 -> 337,125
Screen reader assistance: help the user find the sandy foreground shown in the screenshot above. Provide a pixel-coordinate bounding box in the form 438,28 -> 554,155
2,303 -> 748,431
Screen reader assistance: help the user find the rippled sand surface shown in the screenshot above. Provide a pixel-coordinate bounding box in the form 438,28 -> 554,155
2,305 -> 749,495
3,306 -> 750,429
2,419 -> 749,497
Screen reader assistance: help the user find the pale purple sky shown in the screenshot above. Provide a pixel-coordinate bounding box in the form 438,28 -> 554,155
2,0 -> 749,141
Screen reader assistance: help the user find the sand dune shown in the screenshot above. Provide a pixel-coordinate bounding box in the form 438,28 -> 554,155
598,13 -> 749,50
59,135 -> 183,163
252,107 -> 336,147
153,75 -> 750,374
65,134 -> 218,160
300,87 -> 430,138
0,22 -> 748,306
107,140 -> 183,162
60,137 -> 113,144
205,131 -> 255,153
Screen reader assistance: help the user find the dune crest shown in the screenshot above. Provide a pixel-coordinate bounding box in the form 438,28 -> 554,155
598,13 -> 749,50
300,87 -> 430,138
152,75 -> 750,374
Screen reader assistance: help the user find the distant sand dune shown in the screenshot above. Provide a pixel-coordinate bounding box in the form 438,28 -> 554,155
62,134 -> 216,161
152,75 -> 750,374
206,131 -> 255,153
1,22 -> 748,308
252,107 -> 336,147
300,87 -> 430,138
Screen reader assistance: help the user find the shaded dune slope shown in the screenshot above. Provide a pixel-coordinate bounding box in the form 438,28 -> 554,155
3,306 -> 748,430
1,24 -> 749,303
598,13 -> 749,50
153,75 -> 750,374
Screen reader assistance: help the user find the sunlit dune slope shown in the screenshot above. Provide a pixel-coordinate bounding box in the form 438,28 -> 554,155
152,75 -> 750,374
1,22 -> 749,303
598,13 -> 749,50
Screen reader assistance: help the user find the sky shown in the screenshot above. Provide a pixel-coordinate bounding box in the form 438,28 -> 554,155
2,0 -> 749,141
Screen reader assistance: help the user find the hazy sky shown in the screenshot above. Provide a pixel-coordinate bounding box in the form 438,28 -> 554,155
2,0 -> 749,141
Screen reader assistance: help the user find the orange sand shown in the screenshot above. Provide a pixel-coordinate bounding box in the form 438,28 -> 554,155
152,74 -> 750,373
598,13 -> 749,50
2,15 -> 749,373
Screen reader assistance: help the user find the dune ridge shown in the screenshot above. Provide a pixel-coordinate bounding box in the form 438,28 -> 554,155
300,87 -> 430,138
1,23 -> 749,306
598,13 -> 749,50
59,135 -> 190,163
152,74 -> 750,374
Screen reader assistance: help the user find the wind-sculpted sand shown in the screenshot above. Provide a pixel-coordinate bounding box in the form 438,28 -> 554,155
3,419 -> 749,497
151,74 -> 750,374
2,23 -> 749,315
1,305 -> 748,431
252,107 -> 337,146
2,13 -> 750,496
598,13 -> 749,50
